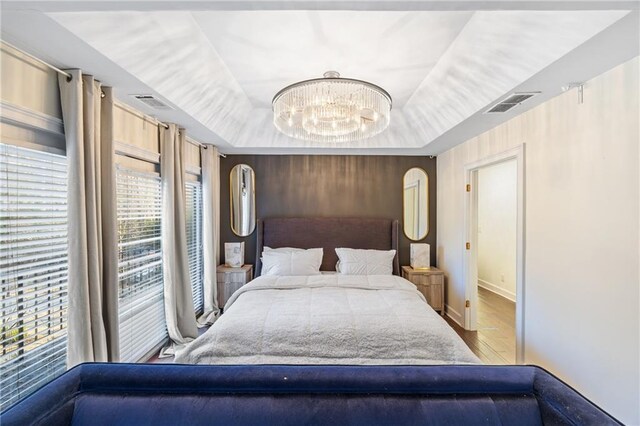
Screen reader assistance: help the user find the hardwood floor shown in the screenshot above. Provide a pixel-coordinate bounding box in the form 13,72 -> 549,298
444,286 -> 516,364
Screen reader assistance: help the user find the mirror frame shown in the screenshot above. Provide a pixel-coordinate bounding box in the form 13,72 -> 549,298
402,167 -> 429,241
229,163 -> 256,237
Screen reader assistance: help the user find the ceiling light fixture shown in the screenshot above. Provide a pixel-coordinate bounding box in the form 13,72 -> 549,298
272,71 -> 392,143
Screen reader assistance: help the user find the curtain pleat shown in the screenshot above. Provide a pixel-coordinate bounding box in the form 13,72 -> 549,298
58,70 -> 119,367
100,88 -> 120,361
160,124 -> 198,356
198,146 -> 221,326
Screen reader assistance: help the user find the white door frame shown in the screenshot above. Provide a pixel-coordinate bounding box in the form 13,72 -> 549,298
463,144 -> 525,364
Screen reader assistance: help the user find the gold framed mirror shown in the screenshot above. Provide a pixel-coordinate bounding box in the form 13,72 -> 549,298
403,167 -> 429,240
230,164 -> 256,237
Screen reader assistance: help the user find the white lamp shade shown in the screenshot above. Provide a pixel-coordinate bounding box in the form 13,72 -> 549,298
225,242 -> 245,267
410,243 -> 430,269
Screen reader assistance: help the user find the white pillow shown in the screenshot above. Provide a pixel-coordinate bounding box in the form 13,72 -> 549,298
335,248 -> 396,275
263,246 -> 305,253
261,248 -> 323,276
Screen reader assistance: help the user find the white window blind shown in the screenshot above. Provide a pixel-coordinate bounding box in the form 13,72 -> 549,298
185,181 -> 203,315
116,167 -> 166,363
0,143 -> 68,411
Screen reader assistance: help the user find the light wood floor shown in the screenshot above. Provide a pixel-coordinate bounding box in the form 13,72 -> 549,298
444,286 -> 516,364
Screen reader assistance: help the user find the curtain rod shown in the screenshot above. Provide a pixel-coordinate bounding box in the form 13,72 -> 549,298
0,41 -> 172,131
2,40 -> 73,81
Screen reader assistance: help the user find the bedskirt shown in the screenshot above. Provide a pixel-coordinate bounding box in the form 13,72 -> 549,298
1,363 -> 619,425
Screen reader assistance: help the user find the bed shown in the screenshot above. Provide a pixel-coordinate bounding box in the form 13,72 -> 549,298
4,218 -> 619,424
175,217 -> 479,365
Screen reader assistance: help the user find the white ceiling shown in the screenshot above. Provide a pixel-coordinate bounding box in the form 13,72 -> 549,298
195,11 -> 474,109
1,2 -> 638,154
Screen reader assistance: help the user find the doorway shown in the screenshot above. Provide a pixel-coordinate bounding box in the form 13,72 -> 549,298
464,145 -> 525,364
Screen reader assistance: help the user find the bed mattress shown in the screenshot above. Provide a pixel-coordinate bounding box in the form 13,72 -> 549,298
175,274 -> 480,365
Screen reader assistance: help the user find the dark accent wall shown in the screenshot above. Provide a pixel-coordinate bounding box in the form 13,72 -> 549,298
220,155 -> 436,268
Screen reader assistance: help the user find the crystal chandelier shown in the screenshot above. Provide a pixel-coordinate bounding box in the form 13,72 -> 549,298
272,71 -> 392,143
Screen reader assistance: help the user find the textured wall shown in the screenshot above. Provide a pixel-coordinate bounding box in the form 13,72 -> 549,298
220,155 -> 436,268
0,43 -> 62,118
437,57 -> 639,424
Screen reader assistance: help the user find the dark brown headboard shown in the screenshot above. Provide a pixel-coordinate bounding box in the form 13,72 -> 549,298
255,217 -> 399,276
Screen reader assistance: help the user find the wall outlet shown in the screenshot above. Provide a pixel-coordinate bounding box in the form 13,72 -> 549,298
501,274 -> 505,282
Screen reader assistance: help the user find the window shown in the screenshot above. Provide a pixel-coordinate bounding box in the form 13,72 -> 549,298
116,167 -> 166,362
185,181 -> 203,315
0,143 -> 68,410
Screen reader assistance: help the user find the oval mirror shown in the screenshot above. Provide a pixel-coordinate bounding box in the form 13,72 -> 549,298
403,168 -> 429,240
230,164 -> 256,237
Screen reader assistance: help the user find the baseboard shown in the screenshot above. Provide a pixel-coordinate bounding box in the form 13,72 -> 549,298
478,279 -> 516,302
445,304 -> 464,327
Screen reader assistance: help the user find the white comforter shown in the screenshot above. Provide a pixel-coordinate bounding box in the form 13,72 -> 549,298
175,275 -> 480,365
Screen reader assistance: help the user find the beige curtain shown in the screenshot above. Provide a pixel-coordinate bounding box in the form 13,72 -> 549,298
58,70 -> 119,366
198,145 -> 221,325
160,124 -> 198,356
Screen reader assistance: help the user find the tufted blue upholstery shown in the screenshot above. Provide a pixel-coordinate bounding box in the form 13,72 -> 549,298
1,363 -> 619,426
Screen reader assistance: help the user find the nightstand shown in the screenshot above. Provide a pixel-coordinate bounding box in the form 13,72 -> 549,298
216,264 -> 253,310
401,266 -> 445,315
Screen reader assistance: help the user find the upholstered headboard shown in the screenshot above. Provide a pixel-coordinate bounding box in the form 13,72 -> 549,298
255,217 -> 399,276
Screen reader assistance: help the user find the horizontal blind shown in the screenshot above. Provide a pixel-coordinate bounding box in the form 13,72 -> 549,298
0,143 -> 68,411
116,167 -> 166,362
185,181 -> 203,315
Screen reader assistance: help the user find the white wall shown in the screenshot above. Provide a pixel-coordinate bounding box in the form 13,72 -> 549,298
437,57 -> 639,424
477,159 -> 517,301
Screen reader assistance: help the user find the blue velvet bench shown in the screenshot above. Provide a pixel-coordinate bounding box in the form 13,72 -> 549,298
2,363 -> 619,425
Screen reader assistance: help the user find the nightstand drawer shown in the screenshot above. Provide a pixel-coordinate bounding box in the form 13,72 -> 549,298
426,284 -> 443,311
415,283 -> 443,310
414,274 -> 431,286
216,281 -> 245,307
401,266 -> 445,316
216,264 -> 253,310
430,274 -> 444,286
218,270 -> 249,283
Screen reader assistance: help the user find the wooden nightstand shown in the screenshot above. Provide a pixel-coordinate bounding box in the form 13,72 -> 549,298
216,264 -> 253,310
402,266 -> 445,315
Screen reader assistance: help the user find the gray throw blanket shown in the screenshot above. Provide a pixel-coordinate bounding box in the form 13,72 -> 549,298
175,275 -> 480,365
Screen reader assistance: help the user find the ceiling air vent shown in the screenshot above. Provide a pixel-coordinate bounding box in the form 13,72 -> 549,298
485,92 -> 539,114
131,94 -> 173,110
